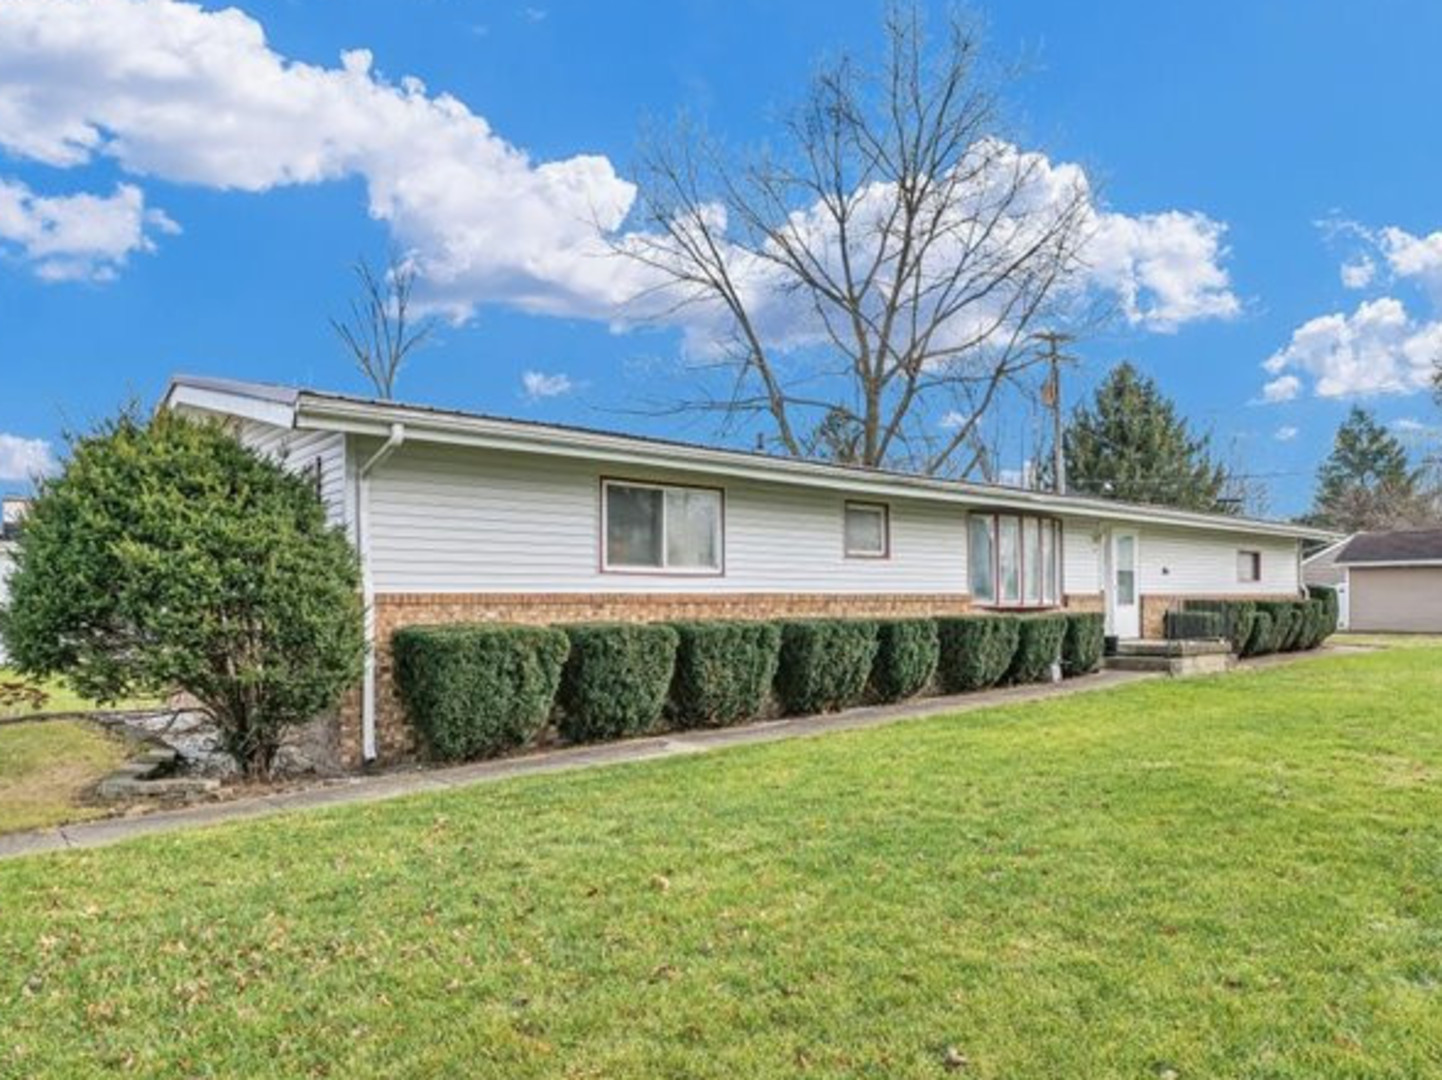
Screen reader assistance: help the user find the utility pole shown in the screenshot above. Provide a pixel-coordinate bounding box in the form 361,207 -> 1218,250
1033,331 -> 1076,495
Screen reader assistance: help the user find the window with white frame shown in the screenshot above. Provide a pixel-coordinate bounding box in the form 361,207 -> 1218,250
844,501 -> 890,558
968,513 -> 1063,607
1237,549 -> 1261,583
603,480 -> 723,572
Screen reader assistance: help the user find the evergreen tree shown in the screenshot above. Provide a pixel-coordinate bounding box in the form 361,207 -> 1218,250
0,411 -> 365,777
1308,406 -> 1427,531
1061,362 -> 1234,512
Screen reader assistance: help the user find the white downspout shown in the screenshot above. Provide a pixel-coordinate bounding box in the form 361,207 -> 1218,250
357,422 -> 406,765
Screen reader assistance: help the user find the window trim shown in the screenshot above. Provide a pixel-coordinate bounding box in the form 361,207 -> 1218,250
599,477 -> 726,576
1237,548 -> 1262,584
843,500 -> 891,560
968,511 -> 1065,610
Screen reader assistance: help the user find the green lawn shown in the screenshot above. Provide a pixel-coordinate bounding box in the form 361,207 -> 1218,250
0,720 -> 130,834
0,667 -> 162,719
2,649 -> 1441,1078
1334,632 -> 1442,650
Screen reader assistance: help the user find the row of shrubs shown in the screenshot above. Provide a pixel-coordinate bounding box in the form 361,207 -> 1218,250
393,611 -> 1106,762
1162,585 -> 1340,657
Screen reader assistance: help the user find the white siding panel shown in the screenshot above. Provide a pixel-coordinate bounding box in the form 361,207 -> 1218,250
367,444 -> 970,595
235,420 -> 348,527
1138,525 -> 1299,596
1060,517 -> 1103,594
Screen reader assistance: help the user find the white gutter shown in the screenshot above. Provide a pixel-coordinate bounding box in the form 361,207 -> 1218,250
356,422 -> 406,764
298,396 -> 1340,544
1336,558 -> 1442,569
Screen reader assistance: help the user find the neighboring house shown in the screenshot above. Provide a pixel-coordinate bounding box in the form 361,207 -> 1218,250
162,375 -> 1336,768
1302,535 -> 1354,630
0,496 -> 30,664
1332,528 -> 1442,633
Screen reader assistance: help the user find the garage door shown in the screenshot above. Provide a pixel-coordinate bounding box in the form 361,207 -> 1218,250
1349,566 -> 1442,632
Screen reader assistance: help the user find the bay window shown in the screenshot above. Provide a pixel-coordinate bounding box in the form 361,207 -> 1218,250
603,479 -> 723,572
968,513 -> 1063,608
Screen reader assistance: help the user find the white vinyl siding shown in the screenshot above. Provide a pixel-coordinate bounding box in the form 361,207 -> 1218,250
1060,518 -> 1103,595
345,438 -> 1302,601
362,442 -> 967,595
233,419 -> 349,528
1138,525 -> 1299,595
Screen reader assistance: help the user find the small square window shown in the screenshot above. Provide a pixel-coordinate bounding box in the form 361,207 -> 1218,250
1237,550 -> 1261,583
844,502 -> 889,558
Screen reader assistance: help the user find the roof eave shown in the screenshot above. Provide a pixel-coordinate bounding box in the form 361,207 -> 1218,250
296,394 -> 1338,543
164,378 -> 298,429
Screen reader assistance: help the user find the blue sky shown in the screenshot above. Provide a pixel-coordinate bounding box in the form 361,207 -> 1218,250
2,0 -> 1441,515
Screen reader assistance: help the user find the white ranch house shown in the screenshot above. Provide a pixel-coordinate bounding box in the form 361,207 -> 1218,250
164,375 -> 1335,768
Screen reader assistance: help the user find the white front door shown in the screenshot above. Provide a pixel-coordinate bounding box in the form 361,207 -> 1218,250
1110,530 -> 1141,639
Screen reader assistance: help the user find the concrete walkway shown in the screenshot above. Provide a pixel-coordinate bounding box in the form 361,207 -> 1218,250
0,668 -> 1165,861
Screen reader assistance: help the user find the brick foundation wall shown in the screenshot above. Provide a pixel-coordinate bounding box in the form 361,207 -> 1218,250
336,590 -> 1107,767
1141,593 -> 1299,641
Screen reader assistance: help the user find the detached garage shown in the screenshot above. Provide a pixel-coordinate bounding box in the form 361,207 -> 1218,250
1335,528 -> 1442,633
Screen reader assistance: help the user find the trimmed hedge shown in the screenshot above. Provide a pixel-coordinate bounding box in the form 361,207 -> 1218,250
667,621 -> 781,728
1007,614 -> 1068,684
1255,601 -> 1304,654
1242,611 -> 1274,657
1308,584 -> 1340,645
557,623 -> 679,742
1061,612 -> 1105,677
1182,599 -> 1257,655
393,624 -> 570,761
870,619 -> 940,703
1164,609 -> 1224,640
775,619 -> 879,715
937,616 -> 1020,693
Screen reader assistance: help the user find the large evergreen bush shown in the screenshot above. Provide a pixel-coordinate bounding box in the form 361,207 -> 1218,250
0,411 -> 364,777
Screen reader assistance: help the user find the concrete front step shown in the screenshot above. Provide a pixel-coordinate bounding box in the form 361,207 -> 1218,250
1105,650 -> 1234,677
1115,638 -> 1233,658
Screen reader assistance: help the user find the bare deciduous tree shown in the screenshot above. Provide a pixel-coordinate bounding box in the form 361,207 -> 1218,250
615,5 -> 1094,476
331,253 -> 434,400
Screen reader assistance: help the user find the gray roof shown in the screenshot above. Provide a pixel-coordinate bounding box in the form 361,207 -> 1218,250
164,373 -> 1339,541
1337,528 -> 1442,565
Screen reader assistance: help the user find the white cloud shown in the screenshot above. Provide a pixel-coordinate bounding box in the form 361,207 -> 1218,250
1377,226 -> 1442,304
1340,255 -> 1375,289
0,0 -> 1240,343
520,370 -> 574,399
0,434 -> 56,481
1261,374 -> 1301,403
0,178 -> 176,281
1261,296 -> 1441,400
1087,210 -> 1240,332
1273,425 -> 1299,442
0,0 -> 635,312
